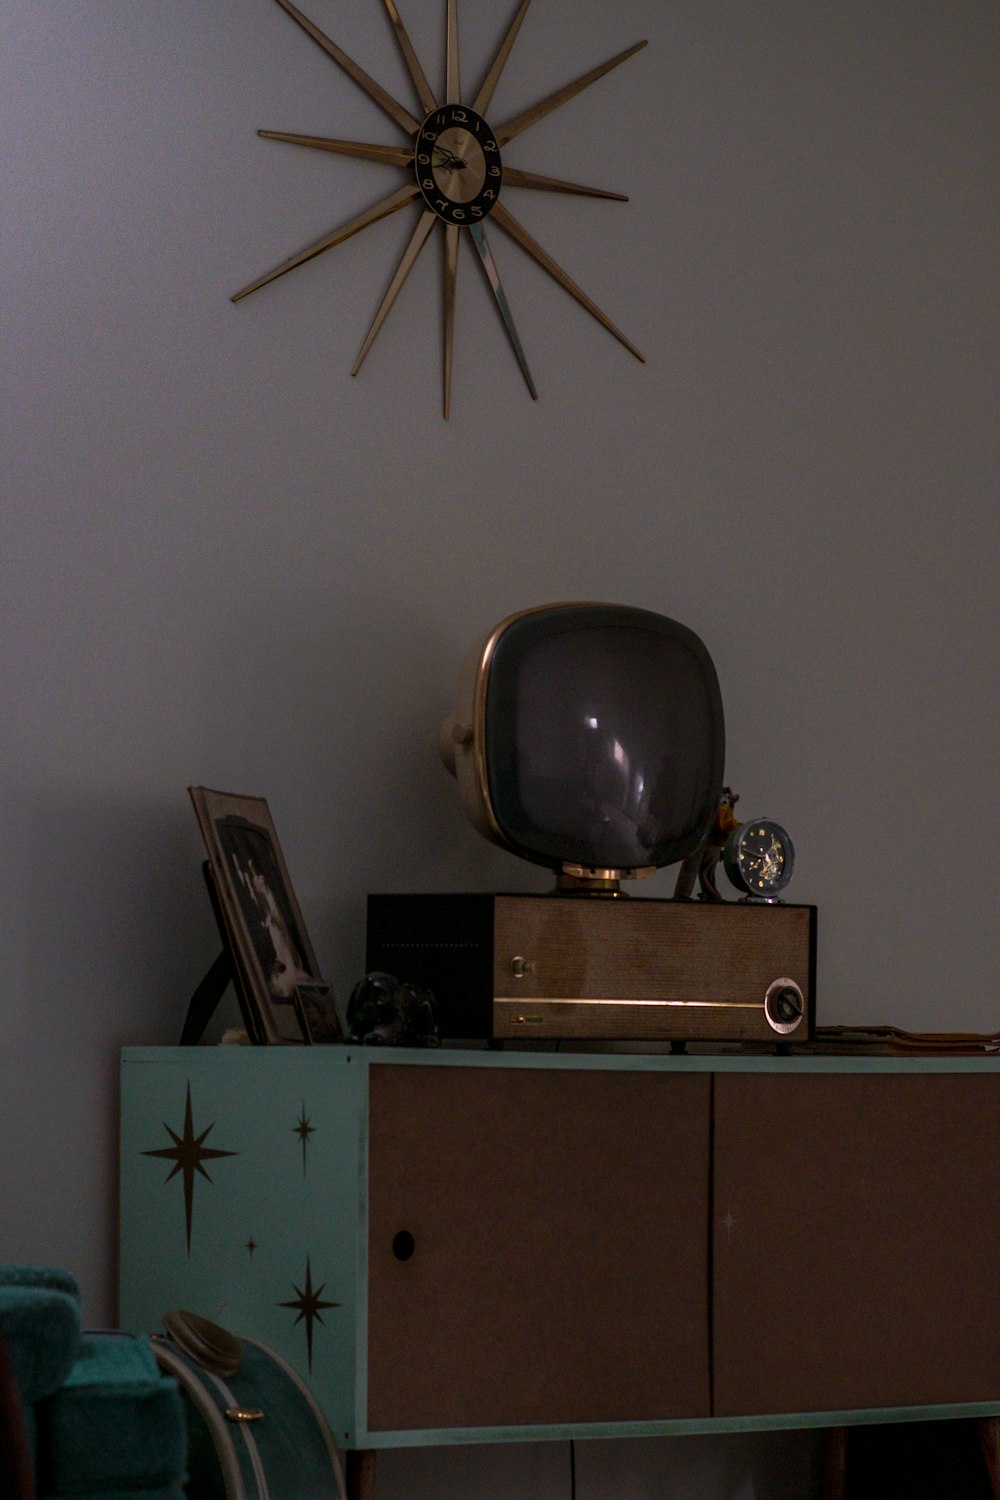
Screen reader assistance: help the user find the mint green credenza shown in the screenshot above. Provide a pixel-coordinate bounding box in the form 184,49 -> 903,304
119,1047 -> 1000,1496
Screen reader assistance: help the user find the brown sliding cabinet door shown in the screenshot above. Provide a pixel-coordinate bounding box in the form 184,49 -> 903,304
366,1063 -> 712,1433
712,1071 -> 1000,1417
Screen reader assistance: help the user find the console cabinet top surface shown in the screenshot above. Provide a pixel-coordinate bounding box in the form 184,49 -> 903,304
119,1046 -> 1000,1450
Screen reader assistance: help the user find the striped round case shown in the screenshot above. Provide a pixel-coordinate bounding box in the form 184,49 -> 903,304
152,1329 -> 345,1500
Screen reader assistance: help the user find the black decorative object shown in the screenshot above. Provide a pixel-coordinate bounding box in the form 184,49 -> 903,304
346,972 -> 440,1048
293,982 -> 343,1044
724,818 -> 796,903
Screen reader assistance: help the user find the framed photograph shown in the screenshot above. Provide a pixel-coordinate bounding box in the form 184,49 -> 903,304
189,786 -> 338,1045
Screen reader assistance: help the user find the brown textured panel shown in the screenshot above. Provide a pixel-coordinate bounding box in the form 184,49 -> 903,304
713,1072 -> 1000,1415
366,1063 -> 711,1431
492,897 -> 813,1042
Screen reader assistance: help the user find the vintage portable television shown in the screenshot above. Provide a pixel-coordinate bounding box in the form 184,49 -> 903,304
368,603 -> 815,1044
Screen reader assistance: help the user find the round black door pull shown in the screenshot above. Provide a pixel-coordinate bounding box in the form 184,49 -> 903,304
392,1231 -> 416,1261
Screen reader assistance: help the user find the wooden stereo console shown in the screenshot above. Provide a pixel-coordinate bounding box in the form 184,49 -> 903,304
366,892 -> 816,1043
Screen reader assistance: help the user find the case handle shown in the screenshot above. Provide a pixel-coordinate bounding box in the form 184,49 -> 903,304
161,1309 -> 243,1377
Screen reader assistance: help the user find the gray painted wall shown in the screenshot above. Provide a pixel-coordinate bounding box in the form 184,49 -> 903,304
4,1 -> 997,1494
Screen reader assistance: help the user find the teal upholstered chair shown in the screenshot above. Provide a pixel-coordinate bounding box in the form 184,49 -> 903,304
0,1267 -> 186,1500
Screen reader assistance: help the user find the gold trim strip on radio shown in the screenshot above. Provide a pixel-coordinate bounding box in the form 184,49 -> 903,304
494,997 -> 763,1009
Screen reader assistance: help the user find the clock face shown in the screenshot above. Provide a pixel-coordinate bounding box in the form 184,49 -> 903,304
415,105 -> 503,225
725,819 -> 795,900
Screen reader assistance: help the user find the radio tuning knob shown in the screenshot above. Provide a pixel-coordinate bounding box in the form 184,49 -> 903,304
510,956 -> 536,979
764,978 -> 804,1035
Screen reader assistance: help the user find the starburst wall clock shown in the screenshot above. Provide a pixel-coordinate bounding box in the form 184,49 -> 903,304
232,0 -> 647,416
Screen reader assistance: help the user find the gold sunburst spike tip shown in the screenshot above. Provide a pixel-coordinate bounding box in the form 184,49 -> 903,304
495,39 -> 648,147
271,0 -> 421,135
258,132 -> 414,169
381,0 -> 437,114
446,0 -> 461,103
472,0 -> 533,118
352,209 -> 437,376
231,182 -> 420,302
492,201 -> 645,363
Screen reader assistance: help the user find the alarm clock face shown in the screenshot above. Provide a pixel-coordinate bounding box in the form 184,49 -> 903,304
725,819 -> 795,901
414,104 -> 503,225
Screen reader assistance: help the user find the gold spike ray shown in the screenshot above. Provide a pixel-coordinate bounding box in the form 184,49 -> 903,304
353,209 -> 437,375
259,131 -> 413,168
491,200 -> 644,362
469,223 -> 537,400
271,0 -> 421,137
495,40 -> 647,147
443,224 -> 460,418
502,166 -> 627,201
446,0 -> 460,104
472,0 -> 533,118
232,183 -> 421,302
380,0 -> 437,115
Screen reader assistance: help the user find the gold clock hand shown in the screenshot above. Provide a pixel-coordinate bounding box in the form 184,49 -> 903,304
433,145 -> 466,170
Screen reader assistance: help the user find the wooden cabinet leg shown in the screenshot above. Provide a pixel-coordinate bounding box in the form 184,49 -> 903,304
345,1449 -> 376,1500
980,1417 -> 1000,1500
821,1426 -> 848,1500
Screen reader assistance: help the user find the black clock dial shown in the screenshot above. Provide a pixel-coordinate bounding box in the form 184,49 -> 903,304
724,819 -> 795,900
414,104 -> 502,225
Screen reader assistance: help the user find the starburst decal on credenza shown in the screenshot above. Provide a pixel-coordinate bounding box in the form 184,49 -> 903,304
293,1102 -> 315,1175
142,1083 -> 237,1254
279,1255 -> 339,1371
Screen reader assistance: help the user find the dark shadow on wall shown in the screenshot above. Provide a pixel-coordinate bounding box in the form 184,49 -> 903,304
5,786 -> 235,1321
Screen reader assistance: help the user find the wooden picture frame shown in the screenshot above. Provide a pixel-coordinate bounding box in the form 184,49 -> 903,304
188,786 -> 338,1045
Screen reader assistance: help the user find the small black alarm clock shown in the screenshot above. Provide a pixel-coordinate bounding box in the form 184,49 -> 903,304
724,819 -> 795,902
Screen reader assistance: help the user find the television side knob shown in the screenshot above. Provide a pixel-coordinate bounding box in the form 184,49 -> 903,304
438,713 -> 472,775
764,978 -> 804,1035
510,956 -> 536,979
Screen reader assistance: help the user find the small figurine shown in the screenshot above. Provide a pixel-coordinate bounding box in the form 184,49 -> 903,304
346,971 -> 441,1047
673,787 -> 740,902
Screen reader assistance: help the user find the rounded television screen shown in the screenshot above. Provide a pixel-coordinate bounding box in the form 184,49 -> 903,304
481,604 -> 725,875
